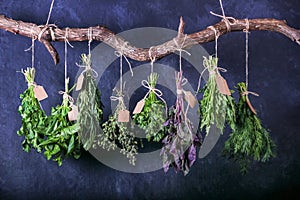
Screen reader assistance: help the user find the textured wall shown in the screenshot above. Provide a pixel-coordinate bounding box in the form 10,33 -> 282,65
0,0 -> 299,199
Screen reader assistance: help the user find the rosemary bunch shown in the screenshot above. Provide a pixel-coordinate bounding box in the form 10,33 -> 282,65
199,56 -> 236,135
77,54 -> 103,151
223,82 -> 276,173
17,67 -> 47,152
133,72 -> 166,142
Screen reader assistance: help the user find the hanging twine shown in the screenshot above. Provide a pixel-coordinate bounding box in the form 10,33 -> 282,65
114,42 -> 134,93
172,34 -> 191,73
148,46 -> 155,73
37,0 -> 56,42
210,0 -> 236,32
88,27 -> 93,59
46,0 -> 55,26
241,18 -> 259,98
208,26 -> 219,58
62,27 -> 74,92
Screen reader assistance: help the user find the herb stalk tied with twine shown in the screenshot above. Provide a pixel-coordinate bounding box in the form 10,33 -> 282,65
199,56 -> 236,135
17,67 -> 47,153
223,82 -> 276,173
133,72 -> 166,142
76,54 -> 103,151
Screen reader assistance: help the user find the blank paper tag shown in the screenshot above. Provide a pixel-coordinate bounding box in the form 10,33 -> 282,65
184,91 -> 197,108
216,75 -> 231,95
68,105 -> 78,121
76,74 -> 84,91
133,99 -> 145,114
118,110 -> 130,122
34,85 -> 48,101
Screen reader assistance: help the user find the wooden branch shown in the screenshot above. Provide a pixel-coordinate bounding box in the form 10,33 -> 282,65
0,14 -> 299,64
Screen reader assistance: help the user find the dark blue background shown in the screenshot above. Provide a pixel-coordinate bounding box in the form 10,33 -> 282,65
0,0 -> 299,199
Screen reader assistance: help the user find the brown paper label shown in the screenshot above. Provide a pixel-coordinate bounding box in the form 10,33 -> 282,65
33,85 -> 48,101
68,105 -> 78,121
133,99 -> 145,114
184,91 -> 197,108
75,74 -> 84,91
118,110 -> 130,122
216,75 -> 231,95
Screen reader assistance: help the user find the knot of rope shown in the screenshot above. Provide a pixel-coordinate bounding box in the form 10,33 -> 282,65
243,18 -> 250,33
115,41 -> 134,77
37,24 -> 57,41
76,62 -> 98,78
210,0 -> 236,32
58,91 -> 74,106
172,34 -> 192,56
241,90 -> 259,97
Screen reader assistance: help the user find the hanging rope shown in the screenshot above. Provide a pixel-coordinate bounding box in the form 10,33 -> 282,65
46,0 -> 55,26
242,19 -> 259,97
148,46 -> 155,73
196,26 -> 222,94
173,34 -> 191,73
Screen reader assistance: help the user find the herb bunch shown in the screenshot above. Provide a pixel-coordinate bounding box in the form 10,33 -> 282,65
223,82 -> 276,173
199,56 -> 236,135
133,72 -> 166,142
17,67 -> 46,152
39,83 -> 81,166
161,72 -> 202,175
101,93 -> 138,165
76,54 -> 103,151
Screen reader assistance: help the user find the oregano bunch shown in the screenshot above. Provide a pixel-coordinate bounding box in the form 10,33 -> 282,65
199,56 -> 236,135
39,83 -> 81,166
17,67 -> 47,153
223,82 -> 276,173
133,72 -> 166,142
76,54 -> 104,151
101,92 -> 138,165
